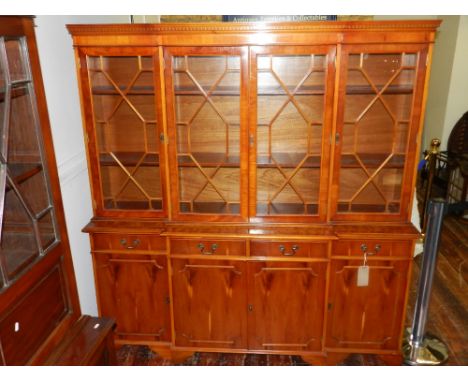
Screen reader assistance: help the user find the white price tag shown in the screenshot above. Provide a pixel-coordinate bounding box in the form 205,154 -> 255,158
357,265 -> 369,287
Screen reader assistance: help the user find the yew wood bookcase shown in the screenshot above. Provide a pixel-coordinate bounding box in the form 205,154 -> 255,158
68,20 -> 440,365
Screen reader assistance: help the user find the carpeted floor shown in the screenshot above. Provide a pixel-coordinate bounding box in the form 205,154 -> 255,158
116,215 -> 468,366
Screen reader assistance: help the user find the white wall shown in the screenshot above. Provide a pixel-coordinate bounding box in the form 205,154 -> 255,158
34,15 -> 130,315
423,16 -> 460,150
440,16 -> 468,148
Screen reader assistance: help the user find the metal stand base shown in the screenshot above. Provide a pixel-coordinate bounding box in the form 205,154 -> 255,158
402,328 -> 449,365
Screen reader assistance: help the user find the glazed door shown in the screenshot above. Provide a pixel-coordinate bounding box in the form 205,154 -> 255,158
247,261 -> 327,352
0,35 -> 60,288
93,253 -> 171,343
250,46 -> 335,222
326,259 -> 410,351
77,47 -> 167,218
331,44 -> 429,221
171,259 -> 247,349
165,47 -> 249,221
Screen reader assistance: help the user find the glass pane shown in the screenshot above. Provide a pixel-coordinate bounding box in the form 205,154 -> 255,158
1,181 -> 39,279
37,209 -> 57,251
339,52 -> 417,214
173,55 -> 241,215
5,38 -> 28,82
0,37 -> 59,288
88,55 -> 163,211
256,54 -> 326,216
1,40 -> 8,160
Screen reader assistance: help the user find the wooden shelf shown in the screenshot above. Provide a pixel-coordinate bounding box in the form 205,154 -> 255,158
345,84 -> 413,95
179,201 -> 240,214
337,202 -> 401,213
340,154 -> 405,169
90,83 -> 414,97
178,153 -> 240,167
256,202 -> 318,215
98,152 -> 404,169
92,85 -> 154,96
99,152 -> 159,167
257,154 -> 320,168
0,86 -> 29,102
103,198 -> 163,210
6,163 -> 43,191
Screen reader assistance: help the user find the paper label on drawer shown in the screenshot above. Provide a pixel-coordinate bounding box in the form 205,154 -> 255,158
357,266 -> 369,287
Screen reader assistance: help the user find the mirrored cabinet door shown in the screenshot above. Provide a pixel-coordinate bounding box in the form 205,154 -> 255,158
0,36 -> 59,288
250,46 -> 335,222
165,47 -> 248,221
80,48 -> 166,217
332,45 -> 428,221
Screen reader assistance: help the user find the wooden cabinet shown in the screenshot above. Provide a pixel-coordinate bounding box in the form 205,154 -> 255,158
171,258 -> 247,349
69,20 -> 440,363
0,17 -> 81,365
93,252 -> 171,343
0,263 -> 69,365
247,261 -> 327,352
326,258 -> 411,351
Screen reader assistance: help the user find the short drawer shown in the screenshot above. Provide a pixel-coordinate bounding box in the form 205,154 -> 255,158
170,238 -> 246,256
92,233 -> 166,253
332,239 -> 413,258
0,264 -> 68,365
250,240 -> 328,259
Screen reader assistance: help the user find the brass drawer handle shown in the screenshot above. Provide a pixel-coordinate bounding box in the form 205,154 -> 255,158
360,243 -> 381,256
120,238 -> 140,249
279,244 -> 299,256
197,243 -> 218,255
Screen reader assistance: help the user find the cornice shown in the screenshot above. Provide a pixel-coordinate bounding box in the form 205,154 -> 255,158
67,20 -> 441,36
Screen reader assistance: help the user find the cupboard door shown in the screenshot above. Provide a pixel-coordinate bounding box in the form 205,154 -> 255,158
248,261 -> 327,351
331,45 -> 429,221
326,259 -> 410,351
171,259 -> 247,349
78,48 -> 167,217
250,46 -> 335,221
165,47 -> 249,221
0,261 -> 68,365
93,253 -> 171,342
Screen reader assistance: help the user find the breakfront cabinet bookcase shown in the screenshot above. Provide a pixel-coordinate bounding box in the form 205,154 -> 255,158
68,20 -> 440,364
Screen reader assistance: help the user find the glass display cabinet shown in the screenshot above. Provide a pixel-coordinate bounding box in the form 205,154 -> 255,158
69,20 -> 440,365
0,16 -> 80,366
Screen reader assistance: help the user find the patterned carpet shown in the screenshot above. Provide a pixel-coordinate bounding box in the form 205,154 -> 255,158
116,345 -> 396,366
116,215 -> 468,366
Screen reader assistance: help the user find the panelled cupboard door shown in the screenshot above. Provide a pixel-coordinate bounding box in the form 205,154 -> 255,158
93,253 -> 171,343
247,261 -> 327,351
330,44 -> 429,221
250,46 -> 335,222
171,259 -> 247,349
165,47 -> 249,222
76,47 -> 167,218
326,259 -> 410,351
0,260 -> 69,365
